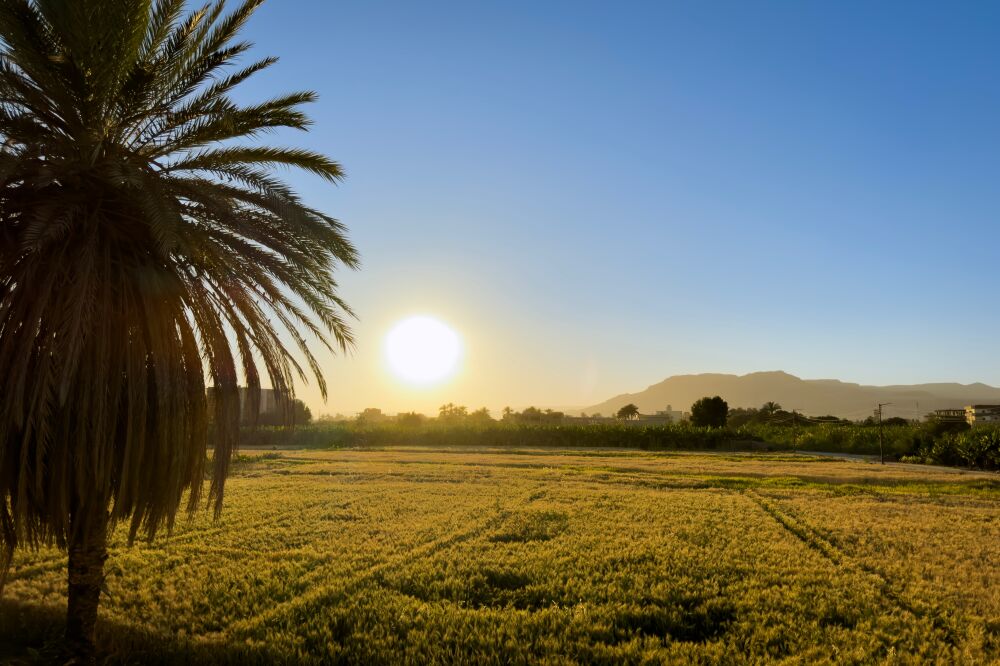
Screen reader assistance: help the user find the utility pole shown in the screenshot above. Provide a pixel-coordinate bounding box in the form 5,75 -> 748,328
791,408 -> 802,449
876,402 -> 892,465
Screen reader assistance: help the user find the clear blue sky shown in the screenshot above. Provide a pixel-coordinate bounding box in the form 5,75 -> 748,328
237,1 -> 1000,415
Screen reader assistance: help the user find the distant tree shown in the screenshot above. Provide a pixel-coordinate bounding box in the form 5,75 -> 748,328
242,396 -> 311,427
518,406 -> 544,422
316,413 -> 351,424
926,418 -> 970,437
469,407 -> 493,423
506,406 -> 564,424
882,417 -> 910,427
691,396 -> 729,428
617,403 -> 640,420
726,407 -> 759,428
812,415 -> 849,424
294,400 -> 312,425
761,401 -> 782,417
396,412 -> 425,427
502,407 -> 514,421
438,403 -> 468,422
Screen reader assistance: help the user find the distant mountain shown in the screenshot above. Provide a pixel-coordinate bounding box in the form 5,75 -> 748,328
582,371 -> 1000,420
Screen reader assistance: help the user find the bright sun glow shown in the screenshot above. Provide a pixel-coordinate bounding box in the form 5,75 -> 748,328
385,316 -> 462,385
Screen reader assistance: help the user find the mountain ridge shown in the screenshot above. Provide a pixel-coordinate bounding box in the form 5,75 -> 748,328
583,371 -> 1000,420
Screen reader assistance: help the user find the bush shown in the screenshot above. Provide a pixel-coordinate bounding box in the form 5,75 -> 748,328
237,421 -> 765,452
231,420 -> 1000,470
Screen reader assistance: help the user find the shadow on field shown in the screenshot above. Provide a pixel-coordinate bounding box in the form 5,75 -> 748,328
0,599 -> 283,665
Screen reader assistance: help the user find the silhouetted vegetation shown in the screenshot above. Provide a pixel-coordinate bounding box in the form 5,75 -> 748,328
248,399 -> 312,427
438,403 -> 470,423
616,403 -> 640,420
690,396 -> 729,428
0,1 -> 355,659
468,407 -> 494,423
240,421 -> 757,451
501,406 -> 566,424
240,419 -> 1000,470
728,403 -> 852,428
396,412 -> 427,427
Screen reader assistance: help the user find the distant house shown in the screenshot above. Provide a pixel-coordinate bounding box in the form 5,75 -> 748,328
618,406 -> 690,427
655,405 -> 688,423
965,405 -> 1000,427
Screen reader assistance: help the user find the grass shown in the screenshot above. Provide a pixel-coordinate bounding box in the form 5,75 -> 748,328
1,448 -> 998,664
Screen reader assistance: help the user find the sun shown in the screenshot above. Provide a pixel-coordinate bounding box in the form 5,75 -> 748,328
385,316 -> 462,385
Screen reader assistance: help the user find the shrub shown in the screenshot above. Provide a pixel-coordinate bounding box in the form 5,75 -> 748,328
231,421 -> 1000,470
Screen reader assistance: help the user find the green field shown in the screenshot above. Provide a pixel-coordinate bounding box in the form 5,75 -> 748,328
2,448 -> 998,664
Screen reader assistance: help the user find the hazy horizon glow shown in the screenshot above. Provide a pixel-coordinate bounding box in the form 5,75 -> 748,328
234,1 -> 1000,416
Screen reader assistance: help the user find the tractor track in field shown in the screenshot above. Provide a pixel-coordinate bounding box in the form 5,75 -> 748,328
224,487 -> 544,638
747,490 -> 963,646
748,491 -> 847,567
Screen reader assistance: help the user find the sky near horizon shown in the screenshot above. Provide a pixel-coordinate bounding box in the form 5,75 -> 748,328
236,1 -> 1000,416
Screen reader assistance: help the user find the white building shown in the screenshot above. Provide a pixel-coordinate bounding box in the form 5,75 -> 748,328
965,405 -> 1000,427
654,405 -> 688,423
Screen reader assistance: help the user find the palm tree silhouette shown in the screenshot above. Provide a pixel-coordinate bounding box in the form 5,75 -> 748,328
761,401 -> 783,417
0,1 -> 356,658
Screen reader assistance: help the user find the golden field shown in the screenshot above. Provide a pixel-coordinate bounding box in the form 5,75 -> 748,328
2,447 -> 997,664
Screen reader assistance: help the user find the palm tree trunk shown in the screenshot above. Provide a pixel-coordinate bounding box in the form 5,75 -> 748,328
65,502 -> 109,663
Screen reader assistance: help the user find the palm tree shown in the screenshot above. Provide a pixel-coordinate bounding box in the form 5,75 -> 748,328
0,0 -> 356,659
761,401 -> 783,417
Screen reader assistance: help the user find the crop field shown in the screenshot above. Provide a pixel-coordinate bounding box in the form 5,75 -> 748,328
1,447 -> 998,664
